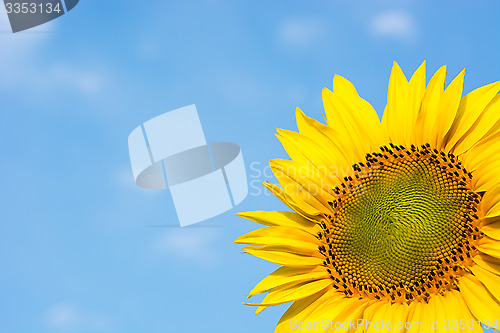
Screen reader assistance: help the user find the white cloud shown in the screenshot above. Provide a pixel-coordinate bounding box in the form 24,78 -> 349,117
44,303 -> 115,332
136,39 -> 162,61
44,63 -> 108,96
0,58 -> 109,100
0,10 -> 108,99
285,84 -> 308,105
213,71 -> 269,104
114,165 -> 137,189
0,10 -> 52,67
154,228 -> 220,267
277,17 -> 326,49
370,11 -> 417,42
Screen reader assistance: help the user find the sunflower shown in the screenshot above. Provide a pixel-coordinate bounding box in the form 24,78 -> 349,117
235,62 -> 500,332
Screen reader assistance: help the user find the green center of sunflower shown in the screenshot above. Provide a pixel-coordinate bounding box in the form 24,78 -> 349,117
319,143 -> 483,303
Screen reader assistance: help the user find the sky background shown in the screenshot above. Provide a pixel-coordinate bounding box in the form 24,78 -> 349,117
0,1 -> 499,332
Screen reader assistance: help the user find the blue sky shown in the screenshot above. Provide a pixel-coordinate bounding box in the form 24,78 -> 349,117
0,1 -> 499,332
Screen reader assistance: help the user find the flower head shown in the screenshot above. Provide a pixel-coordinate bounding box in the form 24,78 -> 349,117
236,62 -> 500,332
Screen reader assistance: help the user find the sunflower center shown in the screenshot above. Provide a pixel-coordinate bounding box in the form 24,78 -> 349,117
319,143 -> 483,303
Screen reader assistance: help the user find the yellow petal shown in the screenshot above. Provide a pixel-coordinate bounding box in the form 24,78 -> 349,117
453,94 -> 500,155
243,245 -> 324,266
263,182 -> 321,217
482,216 -> 500,226
473,253 -> 500,275
270,158 -> 341,198
322,88 -> 369,159
481,221 -> 500,240
470,264 -> 500,302
390,302 -> 409,333
247,266 -> 328,298
381,61 -> 410,146
332,299 -> 371,333
471,160 -> 500,193
445,80 -> 500,153
479,237 -> 500,259
447,289 -> 483,333
276,128 -> 338,171
432,293 -> 461,333
367,301 -> 393,333
330,74 -> 385,149
254,305 -> 267,315
405,301 -> 425,333
438,292 -> 462,329
461,130 -> 500,172
305,296 -> 369,333
244,279 -> 332,307
275,288 -> 341,333
296,108 -> 358,166
235,226 -> 320,252
434,69 -> 465,149
235,210 -> 319,235
270,160 -> 335,214
482,185 -> 500,218
403,61 -> 426,146
422,296 -> 437,333
362,301 -> 386,323
414,65 -> 447,147
459,274 -> 500,324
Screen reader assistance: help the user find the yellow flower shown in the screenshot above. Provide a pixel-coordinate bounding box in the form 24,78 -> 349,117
236,62 -> 500,332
